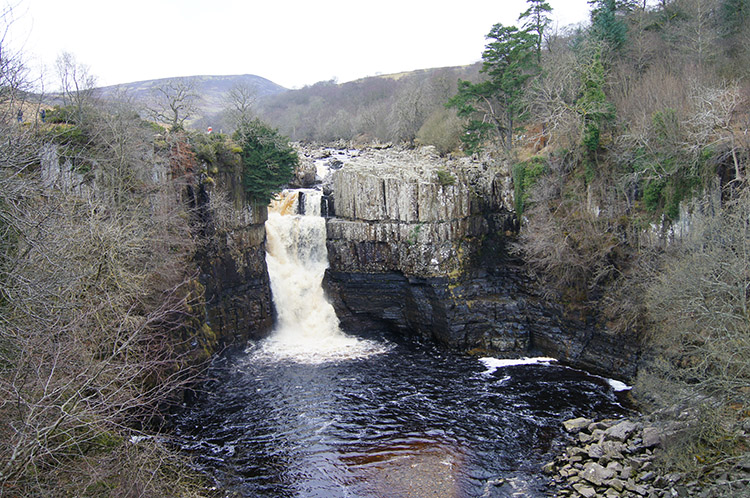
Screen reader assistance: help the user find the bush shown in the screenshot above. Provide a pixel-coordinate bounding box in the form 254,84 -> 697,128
513,156 -> 548,218
416,108 -> 463,155
436,168 -> 456,186
638,188 -> 750,474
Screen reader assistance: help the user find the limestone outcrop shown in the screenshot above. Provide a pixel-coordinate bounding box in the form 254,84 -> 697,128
321,146 -> 639,379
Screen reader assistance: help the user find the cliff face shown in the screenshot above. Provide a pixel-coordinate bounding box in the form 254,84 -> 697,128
322,147 -> 639,379
196,204 -> 274,346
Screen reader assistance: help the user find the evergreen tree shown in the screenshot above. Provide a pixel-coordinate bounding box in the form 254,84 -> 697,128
720,0 -> 750,58
447,24 -> 538,152
588,0 -> 635,50
576,47 -> 615,180
519,0 -> 553,62
234,119 -> 297,205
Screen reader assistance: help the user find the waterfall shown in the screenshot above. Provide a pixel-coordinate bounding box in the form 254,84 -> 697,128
256,189 -> 387,363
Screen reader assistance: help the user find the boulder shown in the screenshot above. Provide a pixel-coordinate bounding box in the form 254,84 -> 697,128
605,420 -> 638,442
572,483 -> 597,497
581,462 -> 617,486
564,417 -> 594,433
641,426 -> 661,448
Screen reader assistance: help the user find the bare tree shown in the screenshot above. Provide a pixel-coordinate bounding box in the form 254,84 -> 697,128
148,78 -> 201,130
0,13 -> 209,493
0,6 -> 35,125
687,82 -> 745,181
55,51 -> 97,121
223,80 -> 257,131
667,0 -> 720,68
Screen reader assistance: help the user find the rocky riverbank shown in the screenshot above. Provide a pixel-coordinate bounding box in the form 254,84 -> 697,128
547,416 -> 750,497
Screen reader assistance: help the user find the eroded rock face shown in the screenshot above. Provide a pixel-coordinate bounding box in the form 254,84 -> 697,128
321,146 -> 640,380
197,205 -> 274,345
323,147 -> 533,354
326,147 -> 512,276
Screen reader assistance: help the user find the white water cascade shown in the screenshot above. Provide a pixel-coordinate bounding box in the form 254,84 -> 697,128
255,188 -> 388,363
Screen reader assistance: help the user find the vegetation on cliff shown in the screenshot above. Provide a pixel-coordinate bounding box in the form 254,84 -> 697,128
235,119 -> 298,205
443,0 -> 750,488
0,19 -> 291,495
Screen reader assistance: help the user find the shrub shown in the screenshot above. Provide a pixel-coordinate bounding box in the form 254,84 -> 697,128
416,108 -> 463,155
638,188 -> 750,475
436,168 -> 456,186
512,156 -> 548,218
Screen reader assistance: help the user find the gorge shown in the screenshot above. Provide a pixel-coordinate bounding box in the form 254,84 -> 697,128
202,144 -> 641,379
175,156 -> 632,496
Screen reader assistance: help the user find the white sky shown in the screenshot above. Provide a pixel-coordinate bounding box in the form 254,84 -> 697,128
7,0 -> 591,91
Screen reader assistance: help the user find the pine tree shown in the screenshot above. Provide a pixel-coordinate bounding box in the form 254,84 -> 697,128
235,119 -> 297,205
588,0 -> 635,50
447,24 -> 538,152
518,0 -> 553,62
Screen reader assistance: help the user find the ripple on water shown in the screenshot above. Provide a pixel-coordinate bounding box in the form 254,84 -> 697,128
172,334 -> 629,497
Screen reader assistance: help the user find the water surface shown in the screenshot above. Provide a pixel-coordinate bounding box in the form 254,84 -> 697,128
173,333 -> 627,497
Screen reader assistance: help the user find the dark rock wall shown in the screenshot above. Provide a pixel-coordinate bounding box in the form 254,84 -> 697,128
196,207 -> 274,347
322,148 -> 640,380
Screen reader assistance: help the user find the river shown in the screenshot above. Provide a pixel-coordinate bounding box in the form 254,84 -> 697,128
171,188 -> 628,497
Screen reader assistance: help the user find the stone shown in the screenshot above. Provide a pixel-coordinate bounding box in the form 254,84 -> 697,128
652,475 -> 667,488
641,427 -> 661,448
564,417 -> 594,433
560,467 -> 577,478
606,420 -> 638,442
567,446 -> 588,457
578,432 -> 596,444
573,483 -> 598,498
582,462 -> 617,486
587,443 -> 605,459
639,471 -> 655,482
590,420 -> 614,432
602,440 -> 627,460
606,461 -> 625,475
625,478 -> 649,495
607,477 -> 626,492
542,461 -> 556,474
592,429 -> 607,442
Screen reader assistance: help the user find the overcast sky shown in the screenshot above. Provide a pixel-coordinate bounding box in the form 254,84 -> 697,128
7,0 -> 591,91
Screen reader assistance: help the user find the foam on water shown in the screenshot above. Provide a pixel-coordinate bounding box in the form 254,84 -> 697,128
479,357 -> 557,375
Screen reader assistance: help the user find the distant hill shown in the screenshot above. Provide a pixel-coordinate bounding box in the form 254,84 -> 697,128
257,64 -> 481,144
95,74 -> 288,130
86,67 -> 480,139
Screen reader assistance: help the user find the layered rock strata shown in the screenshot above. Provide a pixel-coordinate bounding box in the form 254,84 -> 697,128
197,204 -> 274,345
322,146 -> 639,379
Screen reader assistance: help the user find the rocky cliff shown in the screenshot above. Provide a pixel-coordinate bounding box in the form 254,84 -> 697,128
196,203 -> 274,346
321,146 -> 640,379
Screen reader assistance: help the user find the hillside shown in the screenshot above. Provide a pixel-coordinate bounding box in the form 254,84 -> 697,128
91,67 -> 479,139
257,64 -> 481,144
95,74 -> 288,130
